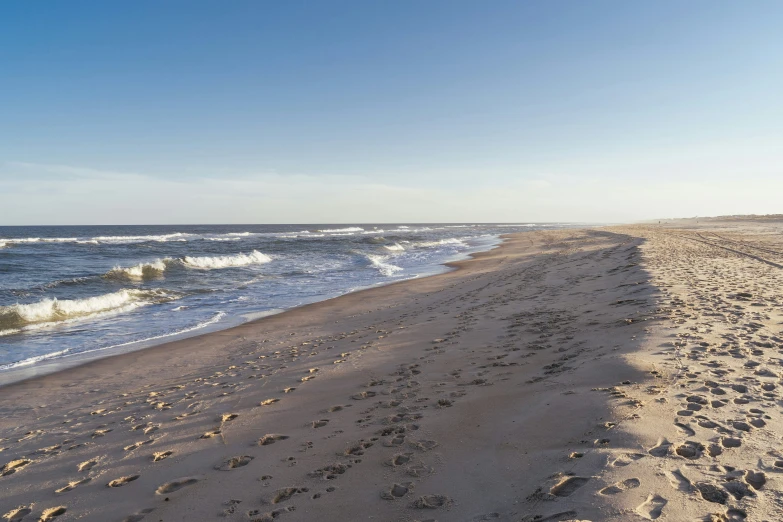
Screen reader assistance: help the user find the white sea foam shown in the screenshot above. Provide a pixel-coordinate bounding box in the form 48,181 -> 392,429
0,347 -> 73,370
366,254 -> 403,277
0,231 -> 266,246
95,311 -> 227,351
105,260 -> 168,280
318,227 -> 364,233
415,238 -> 467,248
94,233 -> 191,243
181,250 -> 272,269
0,311 -> 226,370
384,243 -> 406,251
0,289 -> 177,333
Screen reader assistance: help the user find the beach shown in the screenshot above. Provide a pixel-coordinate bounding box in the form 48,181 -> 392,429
3,220 -> 783,522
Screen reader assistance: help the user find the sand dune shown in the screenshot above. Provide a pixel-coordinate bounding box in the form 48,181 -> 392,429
2,222 -> 783,521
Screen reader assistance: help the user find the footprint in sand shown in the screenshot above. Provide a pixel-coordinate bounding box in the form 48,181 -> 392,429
55,477 -> 91,493
124,439 -> 154,451
246,506 -> 295,521
519,511 -> 579,522
152,451 -> 173,462
343,440 -> 373,456
156,477 -> 199,494
406,463 -> 433,478
695,482 -> 728,504
599,478 -> 640,495
386,453 -> 413,467
77,460 -> 97,472
216,456 -> 254,470
381,482 -> 413,500
666,469 -> 693,492
271,487 -> 307,504
648,438 -> 672,457
724,481 -> 755,501
3,506 -> 32,522
409,439 -> 438,451
39,507 -> 67,521
550,476 -> 590,497
383,434 -> 406,447
200,428 -> 222,439
260,399 -> 280,406
121,508 -> 155,522
674,422 -> 696,437
258,434 -> 289,446
1,459 -> 32,477
745,470 -> 766,490
108,475 -> 140,488
611,453 -> 645,467
351,391 -> 376,400
674,441 -> 704,460
635,494 -> 667,519
411,494 -> 453,509
221,413 -> 238,422
312,419 -> 329,428
308,463 -> 349,480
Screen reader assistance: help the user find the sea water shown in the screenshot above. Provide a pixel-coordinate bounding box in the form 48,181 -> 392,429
0,223 -> 568,379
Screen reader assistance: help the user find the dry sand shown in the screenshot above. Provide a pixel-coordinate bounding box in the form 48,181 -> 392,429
2,221 -> 783,522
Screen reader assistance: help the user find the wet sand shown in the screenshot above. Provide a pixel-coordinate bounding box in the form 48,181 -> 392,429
3,221 -> 783,521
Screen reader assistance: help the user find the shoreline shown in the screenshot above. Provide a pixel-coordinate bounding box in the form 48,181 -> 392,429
4,222 -> 782,521
0,235 -> 505,388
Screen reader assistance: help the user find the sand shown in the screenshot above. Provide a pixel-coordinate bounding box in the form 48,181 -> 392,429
2,220 -> 783,522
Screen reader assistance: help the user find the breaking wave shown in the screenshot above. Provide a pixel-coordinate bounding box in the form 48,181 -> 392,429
0,232 -> 263,246
318,227 -> 365,233
0,289 -> 178,334
105,260 -> 167,280
181,250 -> 272,269
384,243 -> 406,251
104,250 -> 272,278
414,238 -> 467,248
366,254 -> 403,277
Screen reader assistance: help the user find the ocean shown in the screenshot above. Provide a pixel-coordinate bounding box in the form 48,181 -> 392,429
0,223 -> 566,380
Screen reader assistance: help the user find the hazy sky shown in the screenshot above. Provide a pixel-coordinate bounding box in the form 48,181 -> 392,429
1,1 -> 781,225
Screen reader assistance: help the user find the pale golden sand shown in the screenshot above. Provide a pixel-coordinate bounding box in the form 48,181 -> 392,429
2,221 -> 783,521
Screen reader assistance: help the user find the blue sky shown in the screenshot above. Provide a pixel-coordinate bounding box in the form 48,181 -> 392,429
1,1 -> 781,224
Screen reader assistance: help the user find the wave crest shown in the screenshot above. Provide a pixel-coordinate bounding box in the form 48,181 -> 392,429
105,260 -> 167,280
0,289 -> 178,333
366,254 -> 403,277
181,250 -> 272,269
415,238 -> 466,248
318,227 -> 364,233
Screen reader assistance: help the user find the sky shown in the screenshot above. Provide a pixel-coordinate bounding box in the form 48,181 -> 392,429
1,1 -> 782,225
